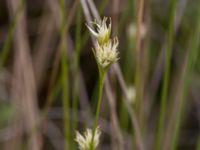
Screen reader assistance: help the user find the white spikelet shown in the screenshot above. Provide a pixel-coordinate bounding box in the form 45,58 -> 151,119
75,127 -> 101,150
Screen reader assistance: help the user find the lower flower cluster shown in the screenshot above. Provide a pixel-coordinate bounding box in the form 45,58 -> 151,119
75,127 -> 101,150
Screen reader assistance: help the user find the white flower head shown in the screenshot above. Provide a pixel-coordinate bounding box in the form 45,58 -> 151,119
86,17 -> 111,45
127,22 -> 147,39
94,37 -> 119,69
127,22 -> 137,39
127,86 -> 136,104
75,127 -> 101,150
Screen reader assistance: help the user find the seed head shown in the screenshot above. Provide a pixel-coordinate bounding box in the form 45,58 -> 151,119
86,17 -> 111,45
75,127 -> 101,150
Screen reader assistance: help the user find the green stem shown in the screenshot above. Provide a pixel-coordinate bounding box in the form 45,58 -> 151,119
61,44 -> 70,150
72,4 -> 82,150
171,3 -> 200,149
155,1 -> 177,150
60,0 -> 70,149
90,69 -> 106,150
0,0 -> 25,69
119,0 -> 135,132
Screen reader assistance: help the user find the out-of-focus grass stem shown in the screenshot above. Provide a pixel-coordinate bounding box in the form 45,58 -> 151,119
60,0 -> 70,149
135,0 -> 144,127
155,0 -> 177,150
80,0 -> 108,50
72,3 -> 82,150
0,0 -> 24,69
171,3 -> 200,149
119,0 -> 135,131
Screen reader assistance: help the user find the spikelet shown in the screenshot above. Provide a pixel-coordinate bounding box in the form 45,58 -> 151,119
86,17 -> 111,45
75,127 -> 101,150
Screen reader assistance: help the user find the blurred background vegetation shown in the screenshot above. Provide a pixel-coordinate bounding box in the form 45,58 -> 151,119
0,0 -> 199,150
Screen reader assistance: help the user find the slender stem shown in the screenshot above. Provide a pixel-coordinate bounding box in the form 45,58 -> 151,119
171,3 -> 200,149
60,0 -> 70,149
119,0 -> 135,133
72,4 -> 82,150
155,0 -> 177,150
61,48 -> 70,150
135,0 -> 144,129
0,0 -> 25,69
90,69 -> 106,150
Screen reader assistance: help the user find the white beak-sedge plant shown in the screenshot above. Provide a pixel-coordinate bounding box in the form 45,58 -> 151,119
89,17 -> 119,150
75,17 -> 119,150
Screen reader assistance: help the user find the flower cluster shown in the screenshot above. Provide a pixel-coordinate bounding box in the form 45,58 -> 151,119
75,127 -> 101,150
87,17 -> 119,69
